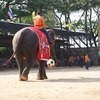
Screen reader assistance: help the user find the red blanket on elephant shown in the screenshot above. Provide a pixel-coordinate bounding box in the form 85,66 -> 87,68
29,27 -> 51,61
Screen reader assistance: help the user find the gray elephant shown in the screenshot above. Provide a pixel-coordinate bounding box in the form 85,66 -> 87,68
12,27 -> 57,81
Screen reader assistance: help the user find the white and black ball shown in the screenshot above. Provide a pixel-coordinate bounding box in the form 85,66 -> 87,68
47,59 -> 55,69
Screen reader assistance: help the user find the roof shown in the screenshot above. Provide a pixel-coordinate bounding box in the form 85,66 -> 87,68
0,21 -> 94,47
54,29 -> 93,37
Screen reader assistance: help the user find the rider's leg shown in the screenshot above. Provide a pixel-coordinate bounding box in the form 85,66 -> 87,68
40,28 -> 52,44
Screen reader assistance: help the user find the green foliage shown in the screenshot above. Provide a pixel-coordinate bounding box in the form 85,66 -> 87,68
0,47 -> 6,52
44,11 -> 59,28
0,0 -> 100,32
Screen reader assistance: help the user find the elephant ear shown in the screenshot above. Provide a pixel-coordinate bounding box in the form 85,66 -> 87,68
47,29 -> 56,45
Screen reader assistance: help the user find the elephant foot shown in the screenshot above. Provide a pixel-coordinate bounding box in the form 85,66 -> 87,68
20,75 -> 28,81
19,77 -> 25,81
36,76 -> 48,80
43,76 -> 48,79
36,76 -> 44,80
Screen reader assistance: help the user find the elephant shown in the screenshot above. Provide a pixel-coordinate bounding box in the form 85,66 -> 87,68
12,27 -> 57,81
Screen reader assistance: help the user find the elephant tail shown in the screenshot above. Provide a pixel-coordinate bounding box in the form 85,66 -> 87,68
2,52 -> 15,66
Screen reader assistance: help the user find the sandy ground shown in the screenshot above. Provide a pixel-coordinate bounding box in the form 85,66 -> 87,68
0,66 -> 100,100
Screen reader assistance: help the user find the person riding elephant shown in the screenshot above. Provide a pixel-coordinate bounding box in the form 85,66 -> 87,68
12,27 -> 57,81
33,10 -> 52,44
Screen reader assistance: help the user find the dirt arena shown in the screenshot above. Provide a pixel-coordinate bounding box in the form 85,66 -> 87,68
0,66 -> 100,100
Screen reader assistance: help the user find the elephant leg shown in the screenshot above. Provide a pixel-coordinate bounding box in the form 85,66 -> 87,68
21,59 -> 32,81
15,54 -> 24,81
42,66 -> 48,79
37,63 -> 43,80
37,61 -> 47,80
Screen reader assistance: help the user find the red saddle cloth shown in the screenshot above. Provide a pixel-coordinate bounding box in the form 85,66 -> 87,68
29,27 -> 51,61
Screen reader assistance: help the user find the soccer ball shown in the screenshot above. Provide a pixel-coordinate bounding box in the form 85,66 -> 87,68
47,59 -> 56,69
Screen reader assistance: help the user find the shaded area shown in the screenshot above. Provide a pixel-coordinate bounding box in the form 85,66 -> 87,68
44,77 -> 100,83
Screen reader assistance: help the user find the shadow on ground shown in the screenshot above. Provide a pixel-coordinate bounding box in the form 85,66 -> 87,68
27,77 -> 100,83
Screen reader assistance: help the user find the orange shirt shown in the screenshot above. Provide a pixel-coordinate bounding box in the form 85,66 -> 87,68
33,15 -> 45,29
85,55 -> 90,63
